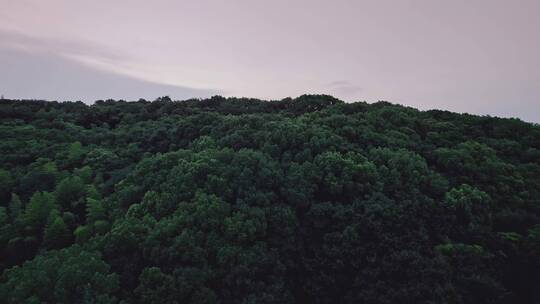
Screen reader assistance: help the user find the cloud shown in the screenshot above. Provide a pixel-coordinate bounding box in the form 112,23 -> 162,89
0,28 -> 124,63
0,30 -> 220,102
327,80 -> 362,98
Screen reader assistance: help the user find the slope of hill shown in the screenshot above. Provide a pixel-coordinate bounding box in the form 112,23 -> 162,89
0,95 -> 539,303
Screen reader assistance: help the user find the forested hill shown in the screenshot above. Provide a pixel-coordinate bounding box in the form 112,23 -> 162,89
0,95 -> 539,303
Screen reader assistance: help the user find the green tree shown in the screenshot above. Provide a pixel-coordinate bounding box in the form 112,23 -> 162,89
86,197 -> 106,224
75,165 -> 93,183
1,93 -> 539,303
444,184 -> 493,240
93,220 -> 110,235
0,207 -> 7,227
0,169 -> 13,203
73,225 -> 93,244
0,246 -> 119,303
134,267 -> 178,303
24,191 -> 56,232
19,160 -> 58,195
54,176 -> 86,210
8,193 -> 22,220
67,141 -> 85,165
43,216 -> 71,249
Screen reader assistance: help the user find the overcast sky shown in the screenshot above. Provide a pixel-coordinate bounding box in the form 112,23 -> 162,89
1,0 -> 539,122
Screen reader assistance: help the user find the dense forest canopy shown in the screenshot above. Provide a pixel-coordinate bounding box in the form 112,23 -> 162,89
0,95 -> 539,303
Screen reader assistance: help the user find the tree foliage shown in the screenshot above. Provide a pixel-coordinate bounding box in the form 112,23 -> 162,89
0,95 -> 539,303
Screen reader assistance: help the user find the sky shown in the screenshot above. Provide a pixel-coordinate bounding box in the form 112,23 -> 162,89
1,0 -> 539,122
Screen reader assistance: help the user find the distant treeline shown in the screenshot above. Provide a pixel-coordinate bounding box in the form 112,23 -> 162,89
0,95 -> 539,303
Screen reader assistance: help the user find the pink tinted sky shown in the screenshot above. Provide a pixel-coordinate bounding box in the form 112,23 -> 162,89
1,0 -> 539,122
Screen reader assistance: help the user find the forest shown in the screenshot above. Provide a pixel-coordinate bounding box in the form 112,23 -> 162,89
0,95 -> 538,303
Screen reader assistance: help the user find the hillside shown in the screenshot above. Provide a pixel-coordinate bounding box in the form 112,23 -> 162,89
0,95 -> 539,303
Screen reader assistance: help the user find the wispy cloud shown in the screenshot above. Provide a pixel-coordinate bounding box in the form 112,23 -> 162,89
0,28 -> 122,62
0,28 -> 222,93
0,29 -> 220,102
327,80 -> 362,98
